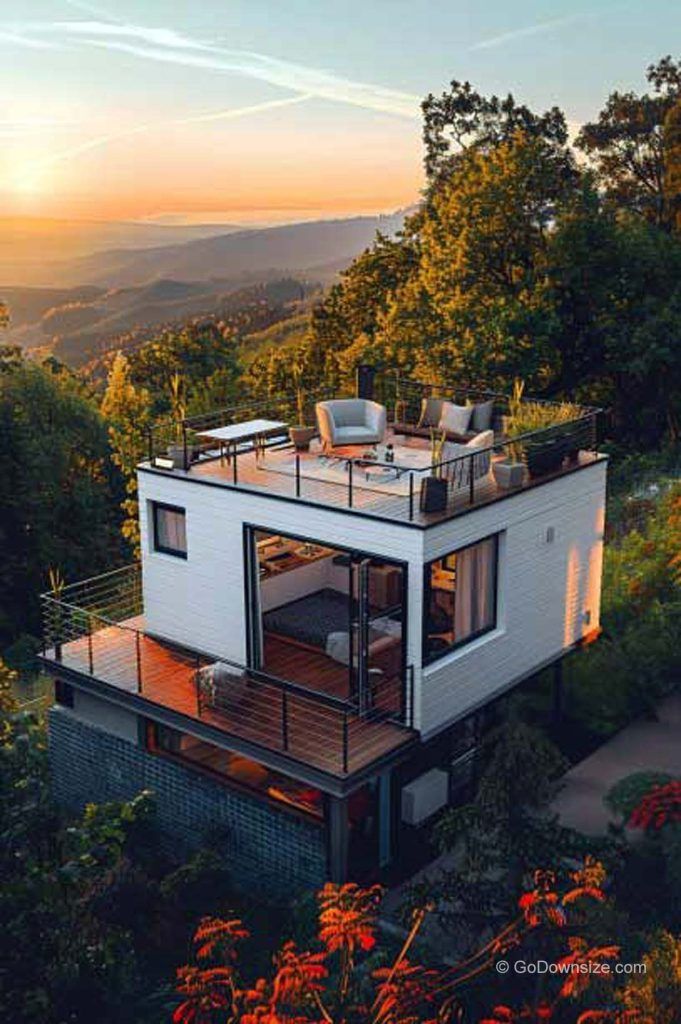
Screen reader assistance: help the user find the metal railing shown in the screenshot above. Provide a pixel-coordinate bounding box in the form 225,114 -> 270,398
142,370 -> 602,525
40,569 -> 414,778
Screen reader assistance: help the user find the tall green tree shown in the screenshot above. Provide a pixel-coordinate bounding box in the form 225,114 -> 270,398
577,55 -> 681,230
0,356 -> 126,648
101,352 -> 154,554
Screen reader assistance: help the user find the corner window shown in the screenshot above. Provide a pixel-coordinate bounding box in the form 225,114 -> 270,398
152,502 -> 187,558
423,534 -> 498,664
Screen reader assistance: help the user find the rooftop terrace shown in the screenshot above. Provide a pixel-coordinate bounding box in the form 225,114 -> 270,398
144,371 -> 604,528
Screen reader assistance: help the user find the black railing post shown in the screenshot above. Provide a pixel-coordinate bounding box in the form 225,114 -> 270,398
232,448 -> 238,485
342,713 -> 349,774
182,423 -> 188,471
87,617 -> 94,676
195,654 -> 202,714
469,452 -> 475,505
135,631 -> 142,693
348,460 -> 353,508
409,473 -> 414,521
295,454 -> 301,497
282,690 -> 289,751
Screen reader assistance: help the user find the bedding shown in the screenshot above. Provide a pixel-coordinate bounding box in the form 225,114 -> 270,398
263,588 -> 350,649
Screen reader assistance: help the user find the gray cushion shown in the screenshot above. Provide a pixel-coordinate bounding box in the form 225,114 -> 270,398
470,399 -> 495,432
417,397 -> 443,429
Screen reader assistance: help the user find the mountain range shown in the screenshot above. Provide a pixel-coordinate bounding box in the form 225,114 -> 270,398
2,209 -> 409,366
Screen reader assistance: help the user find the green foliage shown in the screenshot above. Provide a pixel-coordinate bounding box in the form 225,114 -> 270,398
576,55 -> 681,230
617,930 -> 681,1024
563,483 -> 681,741
606,771 -> 675,821
0,354 -> 126,649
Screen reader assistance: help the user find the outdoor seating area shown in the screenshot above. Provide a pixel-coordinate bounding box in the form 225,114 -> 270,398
146,371 -> 601,526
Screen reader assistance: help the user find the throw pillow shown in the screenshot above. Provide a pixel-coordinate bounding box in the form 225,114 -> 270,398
417,397 -> 443,429
439,401 -> 473,435
470,398 -> 495,432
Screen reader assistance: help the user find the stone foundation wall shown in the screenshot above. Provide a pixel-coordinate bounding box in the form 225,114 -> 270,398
48,706 -> 327,902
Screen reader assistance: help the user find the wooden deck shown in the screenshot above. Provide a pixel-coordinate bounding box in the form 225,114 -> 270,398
178,431 -> 602,527
50,621 -> 413,778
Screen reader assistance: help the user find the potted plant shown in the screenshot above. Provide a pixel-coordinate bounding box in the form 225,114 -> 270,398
420,429 -> 449,512
503,380 -> 582,480
494,379 -> 526,488
166,372 -> 190,468
288,360 -> 316,451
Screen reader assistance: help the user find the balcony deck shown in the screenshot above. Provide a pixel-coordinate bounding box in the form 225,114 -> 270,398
44,617 -> 414,780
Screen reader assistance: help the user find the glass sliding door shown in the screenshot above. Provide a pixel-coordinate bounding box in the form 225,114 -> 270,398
245,527 -> 407,719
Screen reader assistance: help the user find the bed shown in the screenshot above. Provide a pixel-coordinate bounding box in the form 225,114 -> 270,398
263,587 -> 403,677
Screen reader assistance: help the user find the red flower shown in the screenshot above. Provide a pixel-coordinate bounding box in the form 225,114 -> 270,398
193,916 -> 249,961
629,780 -> 681,831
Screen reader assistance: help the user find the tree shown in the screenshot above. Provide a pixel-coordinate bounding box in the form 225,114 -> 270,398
101,352 -> 154,554
414,131 -> 577,386
421,79 -> 571,183
0,356 -> 126,649
577,55 -> 681,230
617,930 -> 681,1023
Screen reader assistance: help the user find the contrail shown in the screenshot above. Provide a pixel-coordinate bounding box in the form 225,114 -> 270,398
469,8 -> 618,51
4,18 -> 420,119
8,94 -> 314,187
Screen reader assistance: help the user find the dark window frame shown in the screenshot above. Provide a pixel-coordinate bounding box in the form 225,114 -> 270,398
422,532 -> 499,666
151,501 -> 187,559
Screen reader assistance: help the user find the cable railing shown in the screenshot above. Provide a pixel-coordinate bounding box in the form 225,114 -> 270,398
141,370 -> 602,525
40,572 -> 415,778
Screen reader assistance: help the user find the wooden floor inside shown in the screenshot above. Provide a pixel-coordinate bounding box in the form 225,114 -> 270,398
181,430 -> 602,526
51,622 -> 412,778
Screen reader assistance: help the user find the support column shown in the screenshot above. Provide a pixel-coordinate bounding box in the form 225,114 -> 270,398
378,770 -> 392,869
552,658 -> 564,726
356,363 -> 376,400
327,796 -> 349,883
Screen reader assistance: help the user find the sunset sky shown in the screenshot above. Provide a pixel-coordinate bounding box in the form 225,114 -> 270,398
1,0 -> 679,225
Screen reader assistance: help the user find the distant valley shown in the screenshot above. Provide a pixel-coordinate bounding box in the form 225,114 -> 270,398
1,210 -> 408,367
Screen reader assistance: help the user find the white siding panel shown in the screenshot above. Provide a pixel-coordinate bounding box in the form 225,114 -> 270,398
138,472 -> 424,668
420,463 -> 606,737
136,461 -> 606,741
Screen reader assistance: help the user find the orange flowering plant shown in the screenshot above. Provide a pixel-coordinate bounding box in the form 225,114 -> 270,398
171,866 -> 637,1024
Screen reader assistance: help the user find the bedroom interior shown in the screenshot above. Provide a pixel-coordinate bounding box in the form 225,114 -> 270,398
249,528 -> 406,713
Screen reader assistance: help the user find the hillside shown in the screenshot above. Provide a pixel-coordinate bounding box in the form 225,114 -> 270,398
56,211 -> 408,288
5,276 -> 316,367
0,217 -> 241,287
238,311 -> 312,364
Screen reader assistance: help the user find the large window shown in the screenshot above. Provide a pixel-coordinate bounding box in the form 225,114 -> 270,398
152,502 -> 187,558
423,534 -> 498,664
148,724 -> 323,819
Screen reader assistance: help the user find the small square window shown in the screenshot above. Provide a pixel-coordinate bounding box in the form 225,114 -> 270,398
152,502 -> 187,558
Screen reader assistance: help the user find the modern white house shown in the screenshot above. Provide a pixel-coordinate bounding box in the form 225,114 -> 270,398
41,369 -> 606,898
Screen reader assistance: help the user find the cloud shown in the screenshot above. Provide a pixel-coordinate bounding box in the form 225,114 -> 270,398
3,18 -> 421,120
6,94 -> 314,187
470,12 -> 598,51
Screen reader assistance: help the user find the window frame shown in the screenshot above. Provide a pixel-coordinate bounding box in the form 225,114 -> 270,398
422,532 -> 499,666
151,501 -> 188,559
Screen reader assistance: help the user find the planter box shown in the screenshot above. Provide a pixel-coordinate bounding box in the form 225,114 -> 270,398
289,426 -> 316,451
493,460 -> 524,489
420,476 -> 448,513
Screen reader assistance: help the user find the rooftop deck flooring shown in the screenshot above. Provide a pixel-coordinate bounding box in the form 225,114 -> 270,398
48,620 -> 412,778
150,430 -> 603,527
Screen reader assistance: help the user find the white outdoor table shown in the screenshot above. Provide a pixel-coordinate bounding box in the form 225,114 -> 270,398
196,418 -> 288,464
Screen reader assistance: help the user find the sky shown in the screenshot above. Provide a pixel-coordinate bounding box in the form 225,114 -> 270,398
0,0 -> 679,225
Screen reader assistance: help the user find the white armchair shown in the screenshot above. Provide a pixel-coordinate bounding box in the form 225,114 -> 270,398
315,399 -> 387,448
